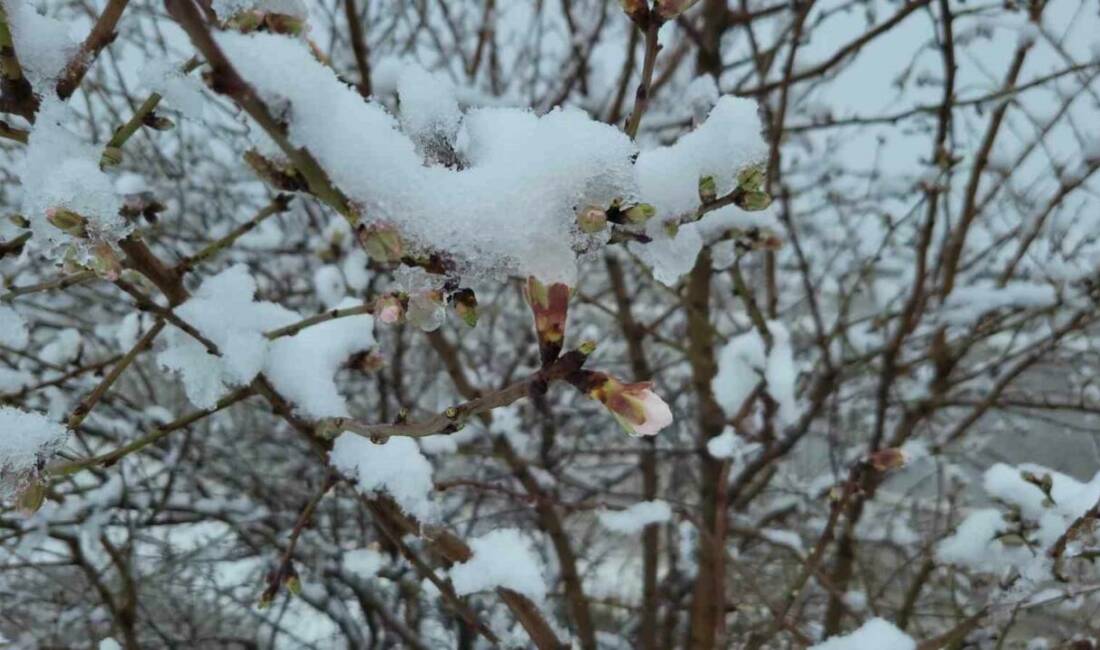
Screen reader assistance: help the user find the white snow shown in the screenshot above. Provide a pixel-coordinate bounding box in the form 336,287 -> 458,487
329,433 -> 435,520
311,264 -> 346,308
40,328 -> 81,366
158,265 -> 298,409
0,305 -> 29,349
1,0 -> 77,89
0,407 -> 68,495
449,528 -> 547,602
809,618 -> 915,650
940,281 -> 1057,325
265,297 -> 374,418
598,500 -> 673,534
18,99 -> 128,258
713,321 -> 799,424
139,59 -> 206,120
340,547 -> 385,580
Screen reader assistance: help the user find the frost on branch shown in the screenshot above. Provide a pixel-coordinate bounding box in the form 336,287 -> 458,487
449,528 -> 547,602
18,99 -> 127,260
329,434 -> 435,521
0,407 -> 67,498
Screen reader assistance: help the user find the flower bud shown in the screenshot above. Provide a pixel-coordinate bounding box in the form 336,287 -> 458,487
735,191 -> 772,212
449,288 -> 479,327
737,164 -> 766,192
357,223 -> 404,263
17,480 -> 46,516
143,113 -> 175,131
656,0 -> 701,19
586,374 -> 673,437
9,214 -> 31,229
375,293 -> 405,324
46,208 -> 88,238
698,175 -> 717,203
265,13 -> 305,35
620,0 -> 650,23
576,206 -> 608,234
624,203 -> 656,224
100,146 -> 124,169
91,242 -> 122,281
524,277 -> 571,365
868,448 -> 907,473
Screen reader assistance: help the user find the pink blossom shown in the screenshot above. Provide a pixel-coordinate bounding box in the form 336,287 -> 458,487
379,304 -> 401,324
589,376 -> 674,437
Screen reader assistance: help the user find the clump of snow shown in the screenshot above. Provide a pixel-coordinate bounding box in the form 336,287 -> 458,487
706,427 -> 762,467
18,99 -> 128,258
713,321 -> 799,425
312,264 -> 346,307
158,265 -> 298,409
340,547 -> 385,580
598,500 -> 673,534
265,297 -> 374,418
809,618 -> 915,650
139,59 -> 206,120
212,0 -> 308,20
0,305 -> 30,349
341,249 -> 370,292
940,281 -> 1057,325
395,63 -> 461,155
1,0 -> 77,89
40,328 -> 81,366
329,434 -> 435,521
937,463 -> 1100,579
158,266 -> 375,416
0,407 -> 68,496
215,33 -> 768,285
449,528 -> 547,602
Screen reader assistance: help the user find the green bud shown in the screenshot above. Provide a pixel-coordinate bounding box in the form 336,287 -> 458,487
736,191 -> 772,212
46,208 -> 88,238
578,340 -> 597,355
284,575 -> 302,596
17,481 -> 46,516
737,165 -> 766,192
624,203 -> 655,224
576,206 -> 608,234
100,147 -> 124,169
9,214 -> 30,229
698,175 -> 717,203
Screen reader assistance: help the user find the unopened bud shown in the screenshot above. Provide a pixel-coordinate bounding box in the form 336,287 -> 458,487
619,0 -> 649,23
736,191 -> 772,212
265,13 -> 305,35
737,165 -> 766,192
17,480 -> 46,516
449,288 -> 479,327
226,10 -> 264,32
868,448 -> 907,473
577,206 -> 608,234
357,223 -> 403,263
143,114 -> 175,131
375,293 -> 405,324
46,208 -> 88,238
624,203 -> 655,224
100,146 -> 124,169
9,214 -> 30,229
655,0 -> 701,19
91,242 -> 122,281
698,175 -> 717,203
